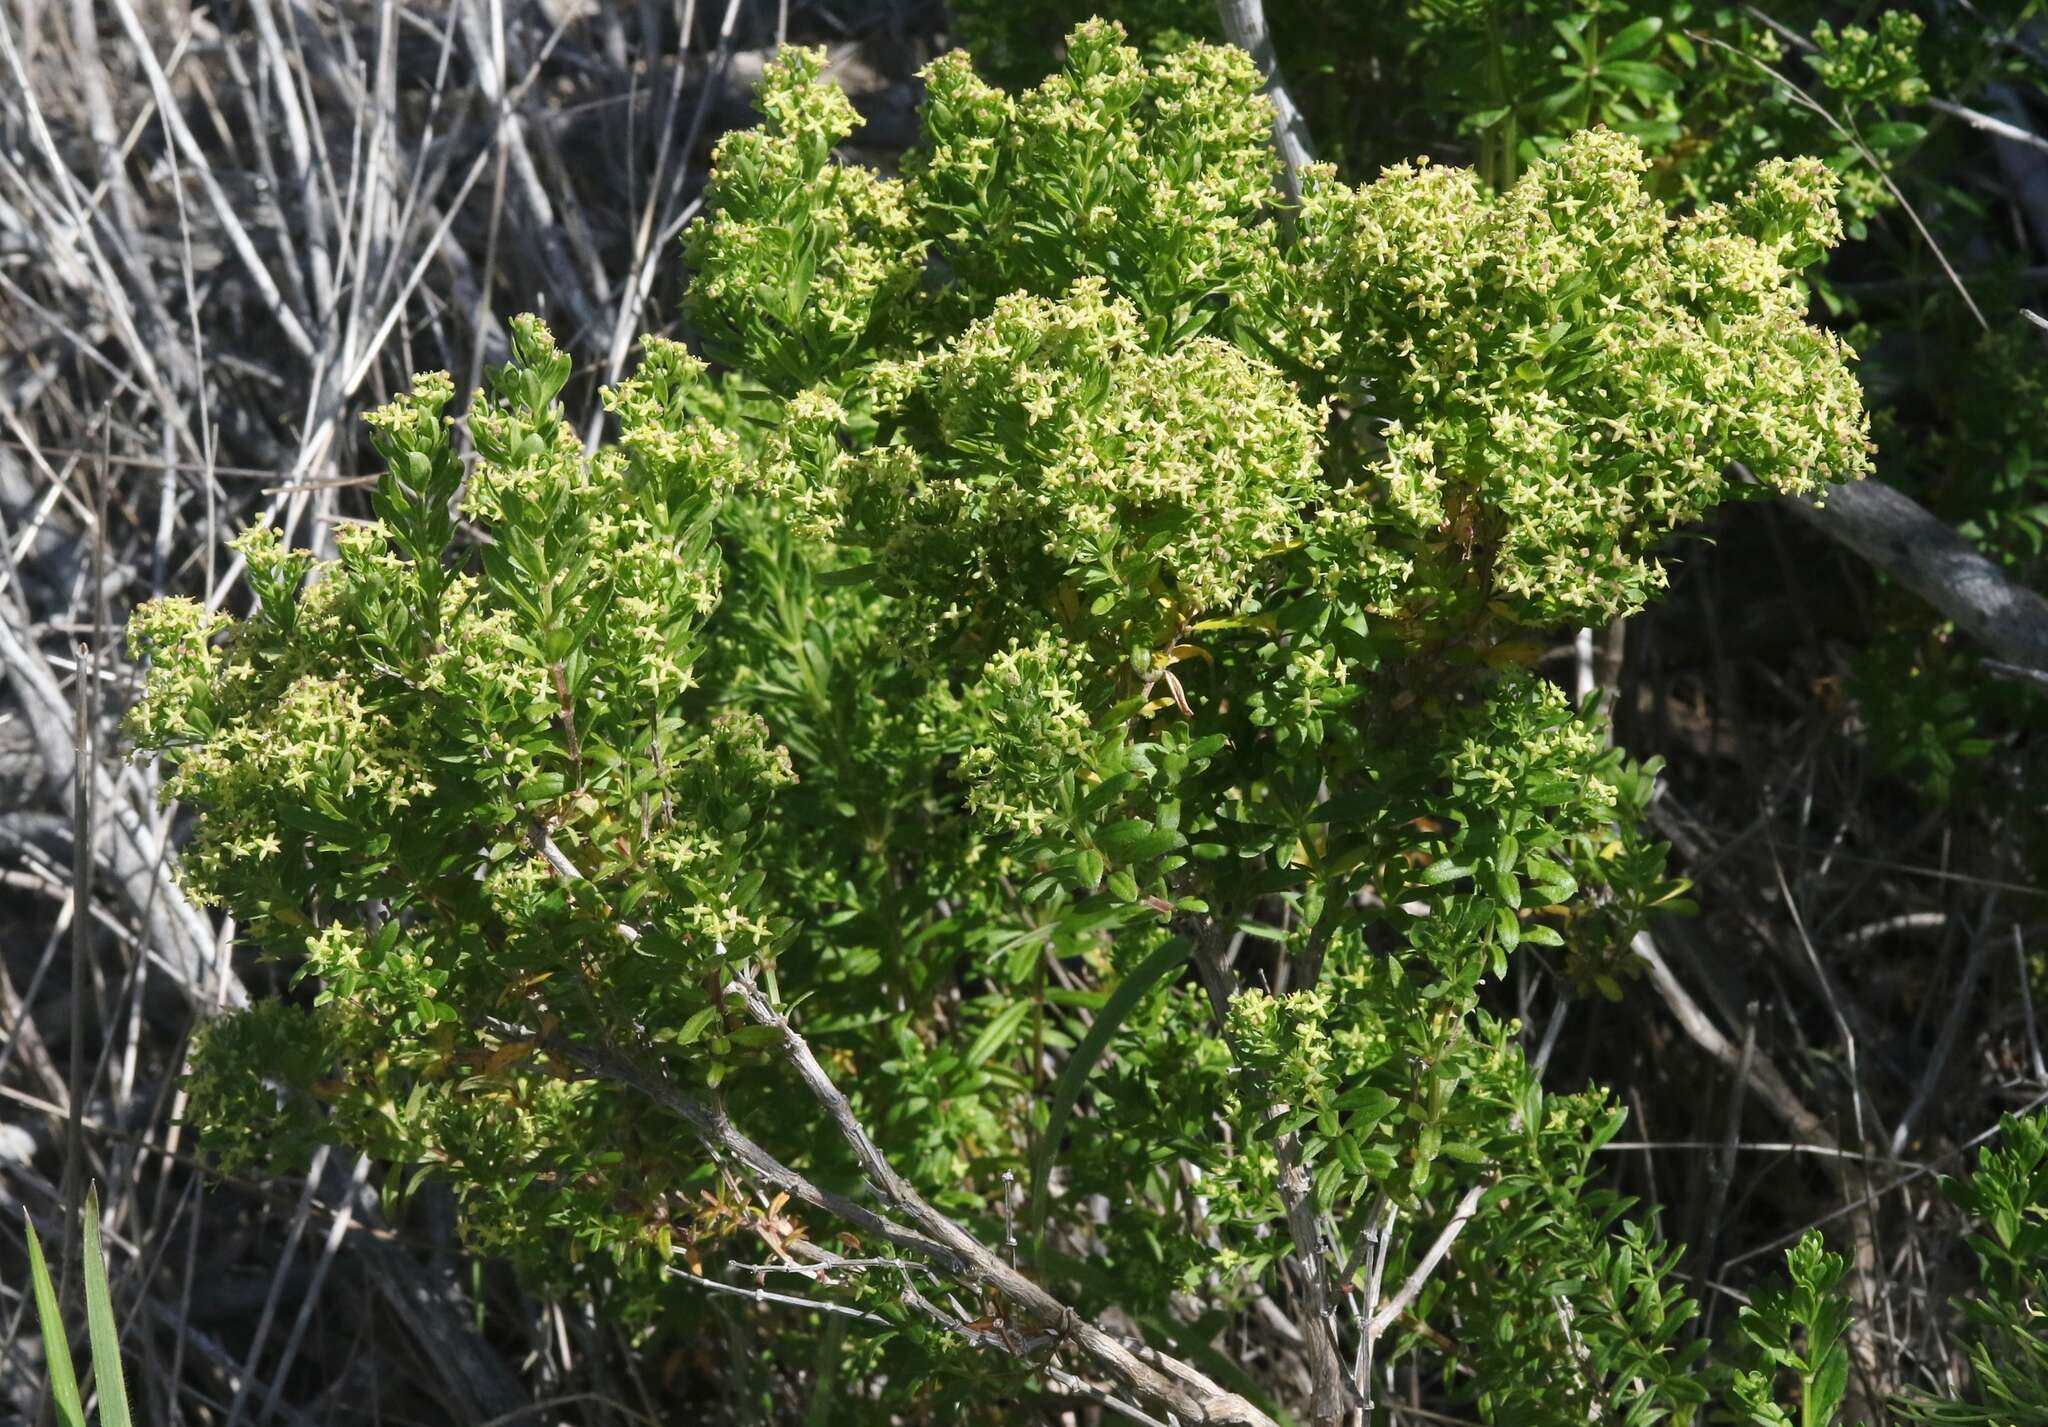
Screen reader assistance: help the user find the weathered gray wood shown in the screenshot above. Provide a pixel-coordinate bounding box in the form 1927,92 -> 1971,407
1789,478 -> 2048,675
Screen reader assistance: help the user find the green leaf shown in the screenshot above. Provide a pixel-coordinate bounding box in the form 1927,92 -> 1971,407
1331,1085 -> 1398,1124
1073,848 -> 1105,888
1029,939 -> 1191,1255
1616,119 -> 1683,146
24,1211 -> 86,1427
515,771 -> 569,805
816,562 -> 878,587
1602,61 -> 1680,95
1807,1341 -> 1849,1425
1540,79 -> 1591,114
1602,16 -> 1663,59
1097,818 -> 1182,863
1490,866 -> 1522,909
964,998 -> 1034,1070
81,1186 -> 131,1427
275,803 -> 354,838
1308,791 -> 1380,824
1864,120 -> 1927,151
1419,860 -> 1473,887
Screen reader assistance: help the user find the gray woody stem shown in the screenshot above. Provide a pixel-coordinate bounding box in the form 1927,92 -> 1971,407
1365,1182 -> 1487,1340
709,976 -> 1278,1427
1189,921 -> 1350,1427
1783,477 -> 2048,676
1213,0 -> 1314,203
565,1010 -> 1274,1425
555,1037 -> 960,1269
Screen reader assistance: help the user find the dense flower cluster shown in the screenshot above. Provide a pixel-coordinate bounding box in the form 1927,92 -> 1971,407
955,635 -> 1097,836
853,279 -> 1325,633
130,319 -> 798,1273
911,22 -> 1279,339
689,27 -> 1869,632
682,47 -> 925,393
1277,128 -> 1871,618
1809,11 -> 1928,108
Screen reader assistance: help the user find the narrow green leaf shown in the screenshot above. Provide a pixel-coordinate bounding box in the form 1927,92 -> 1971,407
1307,791 -> 1380,824
1864,120 -> 1928,151
1097,818 -> 1181,863
1490,866 -> 1522,909
672,1006 -> 720,1047
514,771 -> 568,805
815,562 -> 878,587
1603,16 -> 1663,59
23,1212 -> 86,1427
81,1186 -> 131,1427
1029,938 -> 1191,1255
1806,1341 -> 1849,1426
1602,60 -> 1680,95
964,998 -> 1034,1070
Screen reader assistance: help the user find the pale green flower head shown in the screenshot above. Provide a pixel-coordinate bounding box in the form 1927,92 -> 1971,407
957,634 -> 1098,837
847,278 -> 1324,641
1809,11 -> 1928,108
682,46 -> 925,393
1282,126 -> 1871,622
912,18 -> 1280,342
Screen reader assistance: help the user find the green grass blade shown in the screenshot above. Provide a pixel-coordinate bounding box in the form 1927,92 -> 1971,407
80,1185 -> 132,1427
23,1211 -> 88,1427
1028,936 -> 1190,1261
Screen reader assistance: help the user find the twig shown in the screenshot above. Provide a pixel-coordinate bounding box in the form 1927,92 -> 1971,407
1719,1087 -> 2048,1272
1350,1196 -> 1396,1423
1930,95 -> 2048,155
1890,894 -> 2000,1155
661,1266 -> 890,1325
1633,931 -> 1834,1148
547,1035 -> 959,1270
1212,0 -> 1314,204
1768,848 -> 1870,1147
1694,1007 -> 1755,1314
1689,30 -> 1988,331
0,598 -> 244,1009
724,972 -> 1277,1426
2017,924 -> 2047,1083
60,637 -> 94,1317
1366,1183 -> 1487,1341
1781,476 -> 2048,680
104,0 -> 316,357
1188,920 -> 1349,1426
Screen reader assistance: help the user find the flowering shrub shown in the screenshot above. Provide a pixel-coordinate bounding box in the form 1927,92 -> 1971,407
128,23 -> 2016,1427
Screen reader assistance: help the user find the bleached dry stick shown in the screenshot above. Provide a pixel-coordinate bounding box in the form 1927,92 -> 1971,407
1786,478 -> 2048,677
725,973 -> 1278,1426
